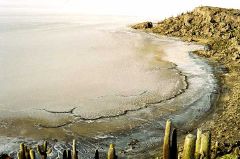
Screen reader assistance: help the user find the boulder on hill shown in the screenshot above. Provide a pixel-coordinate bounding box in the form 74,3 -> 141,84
131,21 -> 153,29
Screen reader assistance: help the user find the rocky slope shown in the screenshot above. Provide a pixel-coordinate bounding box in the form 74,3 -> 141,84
132,6 -> 240,158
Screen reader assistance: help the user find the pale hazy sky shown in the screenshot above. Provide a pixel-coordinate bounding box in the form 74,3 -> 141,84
1,0 -> 240,18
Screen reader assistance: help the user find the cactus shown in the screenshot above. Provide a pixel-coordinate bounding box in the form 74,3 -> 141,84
182,134 -> 196,159
170,128 -> 178,159
94,150 -> 99,159
72,140 -> 78,159
29,149 -> 35,159
60,139 -> 79,159
212,141 -> 219,159
17,143 -> 35,159
107,144 -> 117,159
24,145 -> 30,159
163,119 -> 171,159
62,149 -> 72,159
18,143 -> 25,159
195,129 -> 202,159
18,143 -> 31,159
62,140 -> 78,159
200,131 -> 211,159
0,154 -> 12,159
67,150 -> 72,159
63,150 -> 67,159
37,141 -> 52,159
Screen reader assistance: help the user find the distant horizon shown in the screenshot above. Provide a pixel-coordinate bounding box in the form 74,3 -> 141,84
1,0 -> 240,20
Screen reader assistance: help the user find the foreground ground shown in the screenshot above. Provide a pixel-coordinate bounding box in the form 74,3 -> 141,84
132,6 -> 240,158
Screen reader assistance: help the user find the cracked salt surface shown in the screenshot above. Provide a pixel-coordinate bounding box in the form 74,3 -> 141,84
0,15 -> 218,158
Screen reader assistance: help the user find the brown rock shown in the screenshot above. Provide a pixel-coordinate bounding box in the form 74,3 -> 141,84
131,21 -> 153,29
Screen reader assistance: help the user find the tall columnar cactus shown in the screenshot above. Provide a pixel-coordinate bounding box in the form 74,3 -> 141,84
195,129 -> 202,159
72,139 -> 78,159
24,145 -> 30,159
62,149 -> 73,159
67,150 -> 72,159
200,131 -> 211,159
212,141 -> 219,159
163,119 -> 171,159
94,150 -> 99,159
18,143 -> 25,159
37,141 -> 52,159
170,128 -> 178,159
62,140 -> 78,159
107,144 -> 117,159
182,134 -> 196,159
63,150 -> 68,159
29,149 -> 35,159
18,143 -> 35,159
63,140 -> 78,159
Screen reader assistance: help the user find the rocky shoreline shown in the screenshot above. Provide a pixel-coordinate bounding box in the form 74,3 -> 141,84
132,6 -> 240,157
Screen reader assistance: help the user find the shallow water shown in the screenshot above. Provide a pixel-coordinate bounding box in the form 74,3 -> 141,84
0,15 -> 218,158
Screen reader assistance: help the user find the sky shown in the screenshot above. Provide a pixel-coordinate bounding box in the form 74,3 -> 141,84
0,0 -> 240,18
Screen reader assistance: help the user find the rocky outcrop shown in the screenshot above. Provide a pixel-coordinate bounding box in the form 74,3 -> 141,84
151,6 -> 240,41
131,21 -> 153,29
132,6 -> 240,64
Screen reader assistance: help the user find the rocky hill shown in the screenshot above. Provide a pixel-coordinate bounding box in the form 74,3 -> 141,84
132,6 -> 240,65
132,6 -> 240,158
154,6 -> 240,39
